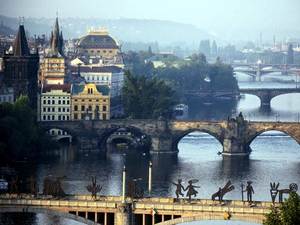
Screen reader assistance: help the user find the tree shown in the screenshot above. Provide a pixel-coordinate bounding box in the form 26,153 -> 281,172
263,192 -> 300,225
122,71 -> 177,119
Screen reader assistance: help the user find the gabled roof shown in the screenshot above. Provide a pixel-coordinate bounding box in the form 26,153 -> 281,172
13,25 -> 29,56
42,84 -> 71,93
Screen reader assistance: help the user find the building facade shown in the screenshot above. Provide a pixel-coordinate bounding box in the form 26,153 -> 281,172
2,24 -> 39,108
40,17 -> 66,85
40,84 -> 71,121
75,28 -> 124,67
71,83 -> 110,120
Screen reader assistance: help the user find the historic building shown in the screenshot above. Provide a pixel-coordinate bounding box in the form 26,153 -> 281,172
75,28 -> 124,67
2,24 -> 39,108
71,65 -> 124,97
40,84 -> 71,121
39,17 -> 65,85
71,83 -> 110,120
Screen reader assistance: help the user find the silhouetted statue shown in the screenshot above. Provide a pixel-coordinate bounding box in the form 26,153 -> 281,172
127,178 -> 144,198
27,176 -> 38,196
270,182 -> 280,204
212,181 -> 235,202
185,179 -> 200,202
86,176 -> 102,200
43,176 -> 66,198
278,183 -> 298,203
244,181 -> 254,203
9,176 -> 19,195
172,179 -> 185,200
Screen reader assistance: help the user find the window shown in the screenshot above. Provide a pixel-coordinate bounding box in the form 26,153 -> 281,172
58,108 -> 61,112
67,115 -> 69,120
58,100 -> 61,104
52,100 -> 55,104
74,114 -> 78,120
67,100 -> 70,104
52,108 -> 55,112
63,100 -> 65,104
43,107 -> 46,112
43,100 -> 46,104
58,130 -> 61,135
103,106 -> 107,112
88,105 -> 92,111
47,115 -> 50,120
62,108 -> 65,112
48,100 -> 51,104
81,105 -> 85,111
47,108 -> 50,112
52,115 -> 55,120
74,105 -> 78,111
51,130 -> 55,135
58,115 -> 61,120
103,113 -> 107,120
67,108 -> 69,112
43,115 -> 46,120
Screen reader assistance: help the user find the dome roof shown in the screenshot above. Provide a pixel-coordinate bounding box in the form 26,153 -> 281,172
78,29 -> 119,49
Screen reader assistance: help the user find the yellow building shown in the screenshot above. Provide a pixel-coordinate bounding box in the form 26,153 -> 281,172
71,83 -> 110,120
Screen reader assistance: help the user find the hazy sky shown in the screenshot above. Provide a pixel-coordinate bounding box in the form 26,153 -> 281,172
1,0 -> 300,38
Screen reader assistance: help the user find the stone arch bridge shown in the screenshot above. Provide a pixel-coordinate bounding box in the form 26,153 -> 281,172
239,88 -> 300,106
0,195 -> 275,225
39,118 -> 300,156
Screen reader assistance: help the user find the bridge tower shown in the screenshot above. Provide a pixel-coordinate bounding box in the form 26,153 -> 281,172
256,61 -> 262,82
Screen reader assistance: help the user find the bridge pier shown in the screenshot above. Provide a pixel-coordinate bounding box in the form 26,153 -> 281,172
222,138 -> 250,156
150,134 -> 175,154
259,94 -> 272,106
115,203 -> 133,225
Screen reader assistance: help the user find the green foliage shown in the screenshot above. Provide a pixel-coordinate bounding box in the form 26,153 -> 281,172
156,53 -> 238,96
263,192 -> 300,225
122,71 -> 177,119
0,96 -> 55,162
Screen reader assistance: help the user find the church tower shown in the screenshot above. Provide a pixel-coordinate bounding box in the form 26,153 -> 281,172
3,23 -> 39,108
40,16 -> 66,85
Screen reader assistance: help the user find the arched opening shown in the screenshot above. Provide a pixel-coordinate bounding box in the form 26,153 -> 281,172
176,130 -> 223,158
249,130 -> 300,159
270,93 -> 300,113
237,94 -> 261,111
98,127 -> 151,154
47,128 -> 74,144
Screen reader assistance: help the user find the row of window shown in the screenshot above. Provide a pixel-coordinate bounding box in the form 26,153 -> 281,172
84,76 -> 110,81
74,99 -> 107,102
0,95 -> 13,103
43,100 -> 70,105
43,107 -> 70,113
73,105 -> 107,111
43,96 -> 69,99
73,113 -> 107,120
85,50 -> 113,54
49,130 -> 68,135
42,115 -> 70,121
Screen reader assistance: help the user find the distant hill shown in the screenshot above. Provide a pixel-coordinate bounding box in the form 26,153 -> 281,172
0,15 -> 213,45
0,21 -> 15,36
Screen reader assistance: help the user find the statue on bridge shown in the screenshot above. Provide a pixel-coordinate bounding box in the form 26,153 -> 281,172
211,181 -> 235,202
128,178 -> 144,199
242,181 -> 255,203
43,176 -> 66,198
278,183 -> 298,203
185,179 -> 200,202
86,176 -> 102,200
270,182 -> 280,204
172,179 -> 185,200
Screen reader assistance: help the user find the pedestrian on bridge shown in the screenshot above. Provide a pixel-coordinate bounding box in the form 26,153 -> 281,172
185,179 -> 200,202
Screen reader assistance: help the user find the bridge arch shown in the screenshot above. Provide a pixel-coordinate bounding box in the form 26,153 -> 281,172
155,214 -> 263,225
172,129 -> 224,152
0,206 -> 99,225
98,126 -> 151,153
246,129 -> 300,146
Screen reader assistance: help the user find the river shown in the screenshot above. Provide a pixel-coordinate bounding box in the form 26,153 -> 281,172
1,72 -> 300,225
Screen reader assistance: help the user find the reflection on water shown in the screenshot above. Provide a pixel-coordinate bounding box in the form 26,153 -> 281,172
1,74 -> 300,225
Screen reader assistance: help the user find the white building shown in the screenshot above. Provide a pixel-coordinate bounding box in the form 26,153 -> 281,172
40,84 -> 71,121
72,65 -> 124,98
0,85 -> 14,103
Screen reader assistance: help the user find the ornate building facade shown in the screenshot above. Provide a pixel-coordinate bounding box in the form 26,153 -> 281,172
2,24 -> 39,108
71,83 -> 110,120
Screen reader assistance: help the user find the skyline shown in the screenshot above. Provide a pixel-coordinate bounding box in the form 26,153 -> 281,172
0,0 -> 300,41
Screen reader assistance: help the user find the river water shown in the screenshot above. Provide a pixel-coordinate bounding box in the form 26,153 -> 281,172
1,72 -> 300,225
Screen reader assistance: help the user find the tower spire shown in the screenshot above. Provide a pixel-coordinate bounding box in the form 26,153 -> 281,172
49,14 -> 64,57
13,24 -> 29,56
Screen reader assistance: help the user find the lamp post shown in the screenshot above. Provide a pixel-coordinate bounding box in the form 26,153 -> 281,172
122,166 -> 126,203
148,161 -> 152,196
